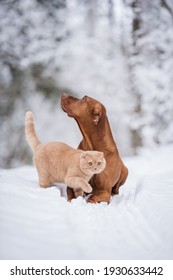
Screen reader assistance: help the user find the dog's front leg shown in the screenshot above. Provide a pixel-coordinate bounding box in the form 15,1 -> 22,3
67,186 -> 76,201
87,175 -> 112,203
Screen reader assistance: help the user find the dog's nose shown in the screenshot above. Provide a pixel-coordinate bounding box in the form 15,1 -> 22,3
62,93 -> 69,98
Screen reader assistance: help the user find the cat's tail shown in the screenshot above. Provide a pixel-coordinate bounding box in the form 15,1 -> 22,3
25,111 -> 41,151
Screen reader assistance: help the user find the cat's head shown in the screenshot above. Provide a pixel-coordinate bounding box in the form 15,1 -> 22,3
80,151 -> 106,175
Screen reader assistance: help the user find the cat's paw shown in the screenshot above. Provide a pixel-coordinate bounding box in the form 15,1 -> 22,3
83,183 -> 92,193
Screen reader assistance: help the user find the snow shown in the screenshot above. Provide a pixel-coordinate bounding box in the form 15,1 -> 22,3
0,145 -> 173,260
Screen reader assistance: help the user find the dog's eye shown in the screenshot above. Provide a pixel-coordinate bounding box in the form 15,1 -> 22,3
97,162 -> 102,166
88,162 -> 93,166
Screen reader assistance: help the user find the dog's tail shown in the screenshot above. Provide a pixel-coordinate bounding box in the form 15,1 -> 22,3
25,111 -> 41,151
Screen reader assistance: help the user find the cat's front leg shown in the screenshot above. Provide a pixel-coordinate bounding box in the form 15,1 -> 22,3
37,169 -> 51,188
65,177 -> 92,193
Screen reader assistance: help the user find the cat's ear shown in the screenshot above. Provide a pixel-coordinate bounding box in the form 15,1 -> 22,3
81,152 -> 88,159
92,105 -> 102,125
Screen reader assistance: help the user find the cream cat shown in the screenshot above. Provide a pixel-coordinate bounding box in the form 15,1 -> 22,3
25,111 -> 106,197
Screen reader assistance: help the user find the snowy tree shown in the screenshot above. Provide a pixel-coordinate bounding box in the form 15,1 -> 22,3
123,0 -> 173,149
0,0 -> 173,168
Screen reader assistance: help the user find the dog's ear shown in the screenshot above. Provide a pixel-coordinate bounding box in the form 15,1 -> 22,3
92,105 -> 102,125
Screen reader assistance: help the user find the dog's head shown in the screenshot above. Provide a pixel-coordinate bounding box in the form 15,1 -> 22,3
61,93 -> 106,126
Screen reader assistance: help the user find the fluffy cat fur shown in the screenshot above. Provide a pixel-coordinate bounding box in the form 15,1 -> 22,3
25,111 -> 106,197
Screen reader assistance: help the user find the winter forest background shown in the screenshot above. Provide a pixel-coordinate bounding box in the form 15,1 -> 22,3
0,0 -> 173,168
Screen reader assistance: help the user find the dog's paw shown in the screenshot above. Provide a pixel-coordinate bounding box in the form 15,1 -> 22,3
87,193 -> 110,204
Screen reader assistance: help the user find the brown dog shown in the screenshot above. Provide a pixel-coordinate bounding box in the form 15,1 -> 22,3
61,93 -> 128,203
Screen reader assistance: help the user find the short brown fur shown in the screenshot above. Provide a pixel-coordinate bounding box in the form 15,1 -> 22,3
61,94 -> 128,203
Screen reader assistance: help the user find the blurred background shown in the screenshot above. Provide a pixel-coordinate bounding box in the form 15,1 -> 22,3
0,0 -> 173,169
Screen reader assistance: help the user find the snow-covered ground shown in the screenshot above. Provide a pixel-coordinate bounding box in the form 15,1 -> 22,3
0,144 -> 173,260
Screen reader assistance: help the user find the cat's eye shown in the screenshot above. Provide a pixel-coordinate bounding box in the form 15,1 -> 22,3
97,162 -> 102,166
88,162 -> 93,166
